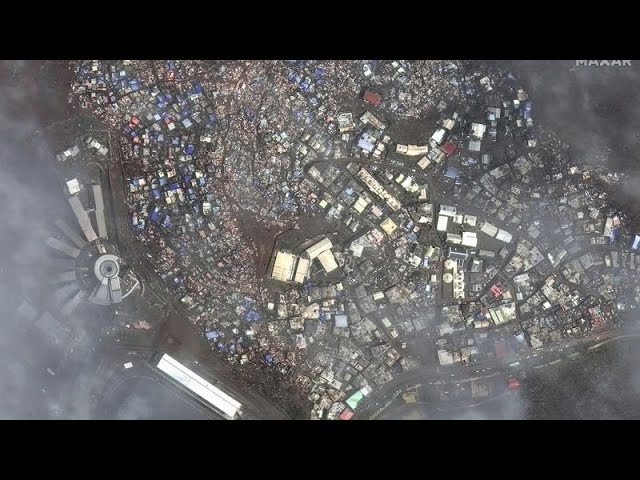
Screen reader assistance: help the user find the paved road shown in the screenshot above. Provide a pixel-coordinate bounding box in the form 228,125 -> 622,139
356,329 -> 636,419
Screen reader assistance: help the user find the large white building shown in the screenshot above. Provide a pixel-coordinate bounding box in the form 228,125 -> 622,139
271,251 -> 298,282
156,354 -> 242,419
437,216 -> 449,232
317,250 -> 339,273
461,231 -> 478,247
294,258 -> 310,284
496,229 -> 513,243
271,251 -> 310,284
302,237 -> 341,274
305,238 -> 333,259
480,222 -> 499,237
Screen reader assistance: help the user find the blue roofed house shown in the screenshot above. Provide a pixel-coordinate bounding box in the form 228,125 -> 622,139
444,165 -> 460,179
358,134 -> 375,153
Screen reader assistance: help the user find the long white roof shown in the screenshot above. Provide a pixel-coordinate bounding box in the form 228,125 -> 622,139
157,354 -> 241,418
496,229 -> 513,243
306,237 -> 333,259
480,222 -> 498,237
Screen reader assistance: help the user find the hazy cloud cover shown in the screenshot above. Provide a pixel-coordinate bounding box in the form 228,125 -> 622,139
0,60 -> 97,419
509,60 -> 640,172
117,394 -> 152,420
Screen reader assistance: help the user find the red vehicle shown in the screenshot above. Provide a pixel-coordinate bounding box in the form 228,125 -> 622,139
507,377 -> 521,390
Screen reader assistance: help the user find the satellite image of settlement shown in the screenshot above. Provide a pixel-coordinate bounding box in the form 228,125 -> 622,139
2,59 -> 640,420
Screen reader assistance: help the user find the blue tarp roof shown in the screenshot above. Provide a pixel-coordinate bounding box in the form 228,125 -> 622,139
611,227 -> 622,242
445,166 -> 460,179
358,137 -> 375,152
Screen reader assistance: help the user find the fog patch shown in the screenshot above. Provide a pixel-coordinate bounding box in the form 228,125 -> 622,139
0,60 -> 98,419
117,395 -> 152,420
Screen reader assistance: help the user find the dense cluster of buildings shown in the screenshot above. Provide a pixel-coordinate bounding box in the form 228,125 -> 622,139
70,60 -> 640,419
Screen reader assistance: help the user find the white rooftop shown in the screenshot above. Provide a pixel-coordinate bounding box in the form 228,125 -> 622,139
66,178 -> 81,195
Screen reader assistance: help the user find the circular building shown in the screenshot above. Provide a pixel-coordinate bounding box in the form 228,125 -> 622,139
45,181 -> 140,314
